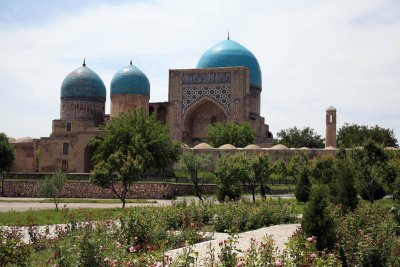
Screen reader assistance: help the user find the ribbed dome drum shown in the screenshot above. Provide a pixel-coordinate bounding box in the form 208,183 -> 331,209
60,62 -> 106,126
110,62 -> 150,118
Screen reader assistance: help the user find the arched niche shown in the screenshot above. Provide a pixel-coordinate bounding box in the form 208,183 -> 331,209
183,97 -> 227,145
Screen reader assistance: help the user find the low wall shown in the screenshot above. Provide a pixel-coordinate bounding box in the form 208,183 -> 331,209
2,180 -> 216,199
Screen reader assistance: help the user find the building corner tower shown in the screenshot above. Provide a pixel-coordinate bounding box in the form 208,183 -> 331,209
325,106 -> 337,148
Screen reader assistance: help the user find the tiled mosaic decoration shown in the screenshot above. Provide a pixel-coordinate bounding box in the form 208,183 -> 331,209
182,86 -> 231,114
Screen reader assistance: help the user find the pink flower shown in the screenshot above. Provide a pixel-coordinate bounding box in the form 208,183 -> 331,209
116,242 -> 122,249
112,260 -> 118,266
309,253 -> 317,260
275,259 -> 283,267
129,246 -> 136,253
126,262 -> 133,267
105,219 -> 110,225
307,236 -> 317,243
155,262 -> 162,267
104,257 -> 111,263
236,260 -> 244,267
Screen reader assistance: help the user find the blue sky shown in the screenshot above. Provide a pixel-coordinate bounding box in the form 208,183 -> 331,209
0,0 -> 399,143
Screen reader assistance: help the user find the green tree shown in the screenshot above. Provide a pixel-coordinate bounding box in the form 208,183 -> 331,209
302,184 -> 336,251
309,157 -> 335,185
274,127 -> 324,148
334,158 -> 358,212
91,151 -> 143,208
178,151 -> 213,202
0,133 -> 15,173
215,153 -> 251,202
39,171 -> 66,211
90,109 -> 180,208
251,154 -> 270,200
351,140 -> 388,203
294,169 -> 311,202
206,121 -> 255,148
337,123 -> 398,148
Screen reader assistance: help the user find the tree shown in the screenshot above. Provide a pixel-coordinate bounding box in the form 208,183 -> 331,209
273,127 -> 324,148
302,185 -> 336,251
295,169 -> 311,202
178,151 -> 213,202
251,154 -> 270,200
0,133 -> 15,173
206,121 -> 255,148
334,159 -> 358,212
337,123 -> 398,148
309,157 -> 335,185
39,171 -> 66,211
351,140 -> 388,203
215,153 -> 251,202
90,109 -> 181,208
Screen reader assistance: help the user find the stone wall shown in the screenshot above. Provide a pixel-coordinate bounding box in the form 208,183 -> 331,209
2,180 -> 216,199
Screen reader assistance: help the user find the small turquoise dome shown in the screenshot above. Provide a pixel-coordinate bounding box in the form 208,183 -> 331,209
61,63 -> 106,99
111,62 -> 150,97
197,39 -> 262,89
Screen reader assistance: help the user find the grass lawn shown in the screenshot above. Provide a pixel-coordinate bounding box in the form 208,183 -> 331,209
0,208 -> 125,226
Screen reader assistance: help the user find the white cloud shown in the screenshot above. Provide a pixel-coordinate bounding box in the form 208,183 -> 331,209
0,0 -> 399,141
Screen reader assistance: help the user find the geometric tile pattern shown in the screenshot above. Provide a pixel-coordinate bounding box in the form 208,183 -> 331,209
182,86 -> 231,114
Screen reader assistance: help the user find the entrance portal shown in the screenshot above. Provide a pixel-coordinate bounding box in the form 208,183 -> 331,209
184,99 -> 227,145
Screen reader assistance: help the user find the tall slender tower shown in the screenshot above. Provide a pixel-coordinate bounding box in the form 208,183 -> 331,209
325,106 -> 337,148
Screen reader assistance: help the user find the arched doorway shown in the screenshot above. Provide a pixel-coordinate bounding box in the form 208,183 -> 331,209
184,99 -> 227,145
84,144 -> 95,173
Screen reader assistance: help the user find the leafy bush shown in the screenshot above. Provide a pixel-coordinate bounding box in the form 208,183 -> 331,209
359,180 -> 386,201
0,228 -> 31,267
333,203 -> 400,266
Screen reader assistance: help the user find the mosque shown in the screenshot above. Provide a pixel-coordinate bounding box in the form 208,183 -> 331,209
10,37 -> 276,173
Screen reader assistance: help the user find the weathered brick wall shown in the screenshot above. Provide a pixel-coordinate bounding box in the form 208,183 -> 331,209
2,180 -> 216,199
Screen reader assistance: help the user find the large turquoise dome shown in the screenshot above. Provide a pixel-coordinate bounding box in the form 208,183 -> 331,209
197,39 -> 262,89
111,62 -> 150,97
61,63 -> 106,99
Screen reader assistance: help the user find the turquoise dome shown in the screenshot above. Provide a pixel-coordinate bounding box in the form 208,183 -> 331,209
61,64 -> 106,99
197,39 -> 262,89
110,63 -> 150,97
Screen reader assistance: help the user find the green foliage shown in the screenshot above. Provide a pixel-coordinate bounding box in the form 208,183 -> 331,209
177,152 -> 213,201
334,159 -> 358,212
294,170 -> 311,203
215,153 -> 251,202
251,154 -> 270,199
274,127 -> 324,148
0,229 -> 31,267
91,151 -> 144,208
206,121 -> 255,148
309,157 -> 335,185
90,109 -> 180,208
0,132 -> 15,172
337,123 -> 398,148
301,185 -> 336,251
333,203 -> 400,266
91,109 -> 180,172
39,171 -> 66,211
351,140 -> 388,203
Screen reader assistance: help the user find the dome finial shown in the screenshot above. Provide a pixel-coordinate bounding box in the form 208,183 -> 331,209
227,31 -> 230,40
130,59 -> 132,65
83,58 -> 86,67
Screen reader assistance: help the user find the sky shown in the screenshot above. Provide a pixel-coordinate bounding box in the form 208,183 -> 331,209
0,0 -> 399,141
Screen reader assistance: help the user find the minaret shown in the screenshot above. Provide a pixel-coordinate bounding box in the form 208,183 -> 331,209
325,106 -> 337,148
